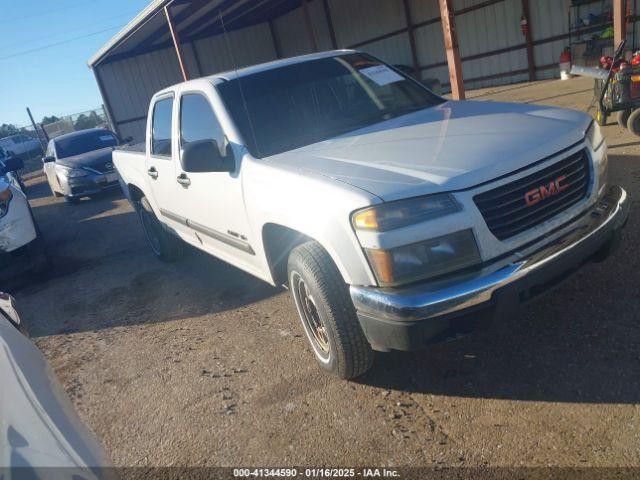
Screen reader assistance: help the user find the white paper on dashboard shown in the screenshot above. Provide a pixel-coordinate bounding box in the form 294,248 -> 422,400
359,65 -> 404,86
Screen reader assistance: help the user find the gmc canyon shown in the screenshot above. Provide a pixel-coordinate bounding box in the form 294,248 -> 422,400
114,50 -> 629,379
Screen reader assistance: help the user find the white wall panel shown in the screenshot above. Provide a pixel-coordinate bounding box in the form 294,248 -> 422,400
409,0 -> 440,24
193,23 -> 277,76
118,119 -> 146,143
530,0 -> 569,80
98,46 -> 183,142
328,0 -> 406,47
309,0 -> 335,51
359,32 -> 414,65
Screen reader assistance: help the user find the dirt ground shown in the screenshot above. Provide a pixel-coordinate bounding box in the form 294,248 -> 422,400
13,76 -> 640,469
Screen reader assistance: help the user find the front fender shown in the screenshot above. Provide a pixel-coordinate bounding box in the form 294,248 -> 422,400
244,159 -> 380,287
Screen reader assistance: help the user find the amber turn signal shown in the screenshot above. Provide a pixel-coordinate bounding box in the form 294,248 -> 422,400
0,187 -> 12,202
352,208 -> 379,230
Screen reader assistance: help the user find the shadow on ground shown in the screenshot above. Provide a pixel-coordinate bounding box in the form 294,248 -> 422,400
18,176 -> 279,338
16,153 -> 640,404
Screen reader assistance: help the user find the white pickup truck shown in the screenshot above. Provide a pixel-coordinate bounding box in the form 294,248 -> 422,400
114,50 -> 629,379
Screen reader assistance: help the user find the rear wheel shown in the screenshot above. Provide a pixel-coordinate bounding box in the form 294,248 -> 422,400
617,109 -> 631,129
287,241 -> 373,379
626,108 -> 640,137
137,196 -> 183,262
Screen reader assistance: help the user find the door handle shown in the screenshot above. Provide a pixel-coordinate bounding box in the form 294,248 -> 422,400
147,167 -> 158,179
177,173 -> 191,188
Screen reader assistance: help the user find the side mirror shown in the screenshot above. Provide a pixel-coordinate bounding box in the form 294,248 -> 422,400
42,156 -> 55,163
180,140 -> 233,173
3,156 -> 24,172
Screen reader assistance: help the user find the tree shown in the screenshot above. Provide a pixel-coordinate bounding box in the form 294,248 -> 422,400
74,113 -> 101,130
41,115 -> 60,125
0,123 -> 19,139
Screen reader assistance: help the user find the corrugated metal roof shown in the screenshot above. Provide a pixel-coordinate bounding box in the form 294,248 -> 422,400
88,0 -> 172,67
88,0 -> 308,68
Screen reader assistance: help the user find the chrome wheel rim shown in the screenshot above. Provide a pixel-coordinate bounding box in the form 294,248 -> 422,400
138,206 -> 162,256
291,272 -> 330,362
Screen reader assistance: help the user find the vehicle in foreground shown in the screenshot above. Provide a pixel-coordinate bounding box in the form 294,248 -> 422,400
0,292 -> 113,478
0,155 -> 46,283
114,50 -> 629,379
0,134 -> 43,161
42,128 -> 125,204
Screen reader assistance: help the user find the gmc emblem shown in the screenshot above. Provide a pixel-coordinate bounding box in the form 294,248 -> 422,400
524,175 -> 569,207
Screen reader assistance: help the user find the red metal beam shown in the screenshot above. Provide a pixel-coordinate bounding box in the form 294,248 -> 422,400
137,0 -> 210,52
614,0 -> 625,48
521,0 -> 535,81
164,4 -> 190,81
439,0 -> 465,99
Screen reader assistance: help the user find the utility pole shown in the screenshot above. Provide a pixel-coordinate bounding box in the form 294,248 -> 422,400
26,107 -> 46,152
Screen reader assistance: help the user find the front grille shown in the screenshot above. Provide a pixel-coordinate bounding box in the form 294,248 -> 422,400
474,149 -> 591,240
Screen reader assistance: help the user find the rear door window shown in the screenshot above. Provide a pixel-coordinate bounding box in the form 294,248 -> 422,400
151,97 -> 173,157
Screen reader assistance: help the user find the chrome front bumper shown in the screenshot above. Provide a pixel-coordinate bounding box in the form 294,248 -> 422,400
350,185 -> 629,351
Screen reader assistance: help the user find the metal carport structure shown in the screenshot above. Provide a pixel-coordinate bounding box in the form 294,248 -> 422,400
89,0 -> 629,142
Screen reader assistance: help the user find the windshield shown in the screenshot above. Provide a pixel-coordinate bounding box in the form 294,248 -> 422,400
217,53 -> 443,158
54,131 -> 118,158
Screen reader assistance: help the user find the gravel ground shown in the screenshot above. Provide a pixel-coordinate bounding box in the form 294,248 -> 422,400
13,76 -> 640,469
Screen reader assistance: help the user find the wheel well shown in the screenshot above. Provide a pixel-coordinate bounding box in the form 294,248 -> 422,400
128,184 -> 145,203
262,224 -> 312,286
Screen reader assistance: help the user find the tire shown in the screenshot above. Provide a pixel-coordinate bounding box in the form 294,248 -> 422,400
626,108 -> 640,137
64,195 -> 79,204
595,107 -> 607,126
136,196 -> 183,262
26,209 -> 50,274
617,109 -> 631,129
287,241 -> 374,379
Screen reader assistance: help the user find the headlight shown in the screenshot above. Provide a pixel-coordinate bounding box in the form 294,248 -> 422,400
586,121 -> 605,151
56,165 -> 88,178
364,229 -> 481,287
352,194 -> 460,232
0,186 -> 13,218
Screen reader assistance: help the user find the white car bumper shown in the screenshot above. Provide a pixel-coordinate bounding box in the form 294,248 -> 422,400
0,188 -> 37,253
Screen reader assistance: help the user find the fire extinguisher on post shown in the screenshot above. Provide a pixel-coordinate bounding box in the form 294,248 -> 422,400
559,47 -> 572,80
520,14 -> 529,38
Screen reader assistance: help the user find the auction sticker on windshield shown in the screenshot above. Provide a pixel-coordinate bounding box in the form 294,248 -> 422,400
359,65 -> 404,86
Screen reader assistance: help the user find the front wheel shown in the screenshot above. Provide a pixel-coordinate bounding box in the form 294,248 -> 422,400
287,241 -> 373,379
626,108 -> 640,137
136,196 -> 183,262
617,109 -> 631,129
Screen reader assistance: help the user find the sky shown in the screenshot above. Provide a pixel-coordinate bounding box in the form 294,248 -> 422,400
0,0 -> 150,127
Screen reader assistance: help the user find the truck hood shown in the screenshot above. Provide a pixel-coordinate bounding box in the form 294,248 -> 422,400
267,101 -> 592,201
56,147 -> 114,170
